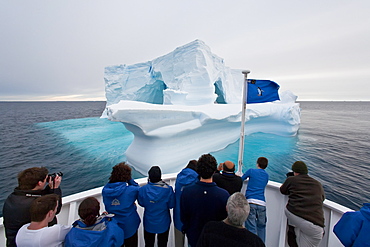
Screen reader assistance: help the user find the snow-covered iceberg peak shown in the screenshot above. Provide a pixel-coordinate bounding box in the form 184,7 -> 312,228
104,39 -> 242,108
104,40 -> 301,174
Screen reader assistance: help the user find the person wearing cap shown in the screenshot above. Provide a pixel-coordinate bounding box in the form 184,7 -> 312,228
241,157 -> 269,243
280,161 -> 325,247
138,166 -> 175,247
213,161 -> 243,195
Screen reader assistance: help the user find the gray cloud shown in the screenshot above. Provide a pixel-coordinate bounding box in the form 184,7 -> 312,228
1,0 -> 369,101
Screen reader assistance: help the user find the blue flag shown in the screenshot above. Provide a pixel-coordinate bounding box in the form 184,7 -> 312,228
246,79 -> 280,104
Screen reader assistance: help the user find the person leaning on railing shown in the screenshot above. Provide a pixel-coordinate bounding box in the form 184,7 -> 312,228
280,161 -> 325,247
241,157 -> 269,243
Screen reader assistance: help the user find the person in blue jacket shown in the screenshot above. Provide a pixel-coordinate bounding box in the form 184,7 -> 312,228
333,203 -> 370,247
102,162 -> 141,247
241,157 -> 269,243
173,160 -> 198,247
138,166 -> 175,247
65,197 -> 124,247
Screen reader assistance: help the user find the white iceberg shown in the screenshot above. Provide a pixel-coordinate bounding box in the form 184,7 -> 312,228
103,40 -> 300,174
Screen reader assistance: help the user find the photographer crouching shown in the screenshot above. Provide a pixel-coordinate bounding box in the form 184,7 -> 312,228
2,167 -> 63,247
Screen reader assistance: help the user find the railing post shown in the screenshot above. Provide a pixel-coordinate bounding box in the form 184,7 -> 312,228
67,201 -> 78,225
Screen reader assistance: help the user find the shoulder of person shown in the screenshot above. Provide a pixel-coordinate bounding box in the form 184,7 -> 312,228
217,186 -> 230,196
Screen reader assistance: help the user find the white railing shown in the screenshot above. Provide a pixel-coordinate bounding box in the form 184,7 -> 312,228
0,173 -> 351,247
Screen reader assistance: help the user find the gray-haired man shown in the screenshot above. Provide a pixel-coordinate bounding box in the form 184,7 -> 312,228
196,192 -> 265,247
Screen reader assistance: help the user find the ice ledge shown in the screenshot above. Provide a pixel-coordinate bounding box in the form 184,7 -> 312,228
107,98 -> 300,174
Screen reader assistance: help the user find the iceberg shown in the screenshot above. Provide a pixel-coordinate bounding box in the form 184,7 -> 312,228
103,40 -> 300,175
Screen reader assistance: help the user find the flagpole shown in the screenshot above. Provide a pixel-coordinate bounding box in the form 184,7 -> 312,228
236,70 -> 250,176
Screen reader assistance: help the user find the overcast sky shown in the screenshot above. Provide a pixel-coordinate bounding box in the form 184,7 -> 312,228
1,1 -> 369,101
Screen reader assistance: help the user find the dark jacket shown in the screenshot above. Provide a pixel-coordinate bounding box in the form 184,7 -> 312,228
213,171 -> 242,195
280,174 -> 325,227
181,181 -> 229,247
197,221 -> 266,247
2,187 -> 62,247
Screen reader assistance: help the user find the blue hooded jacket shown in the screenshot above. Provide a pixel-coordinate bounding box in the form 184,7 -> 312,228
102,179 -> 140,238
65,215 -> 124,247
138,181 -> 175,233
173,168 -> 199,231
334,203 -> 370,247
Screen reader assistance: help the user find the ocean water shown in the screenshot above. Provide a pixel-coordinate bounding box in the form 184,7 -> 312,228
0,101 -> 369,216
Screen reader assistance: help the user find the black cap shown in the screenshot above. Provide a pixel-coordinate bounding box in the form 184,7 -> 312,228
292,161 -> 308,174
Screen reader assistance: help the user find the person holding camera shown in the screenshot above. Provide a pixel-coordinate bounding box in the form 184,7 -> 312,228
280,161 -> 325,247
2,167 -> 63,247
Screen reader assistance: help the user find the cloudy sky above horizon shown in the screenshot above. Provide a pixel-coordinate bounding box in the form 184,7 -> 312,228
1,1 -> 370,101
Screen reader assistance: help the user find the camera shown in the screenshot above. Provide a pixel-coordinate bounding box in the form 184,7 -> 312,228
48,172 -> 63,182
286,172 -> 294,177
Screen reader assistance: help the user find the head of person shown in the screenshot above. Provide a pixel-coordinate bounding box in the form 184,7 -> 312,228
30,194 -> 59,222
18,167 -> 49,190
292,161 -> 308,175
148,166 -> 162,183
109,162 -> 132,183
226,192 -> 250,227
78,197 -> 100,226
197,154 -> 217,179
257,157 -> 268,169
222,161 -> 235,172
186,160 -> 198,172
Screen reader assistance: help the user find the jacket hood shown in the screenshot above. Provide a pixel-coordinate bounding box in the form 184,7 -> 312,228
176,168 -> 198,187
361,203 -> 370,220
103,182 -> 129,197
146,181 -> 171,201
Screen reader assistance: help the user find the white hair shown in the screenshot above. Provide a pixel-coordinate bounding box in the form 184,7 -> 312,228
226,192 -> 250,226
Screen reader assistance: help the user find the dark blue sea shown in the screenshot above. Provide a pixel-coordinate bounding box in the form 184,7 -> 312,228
1,101 -> 369,216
